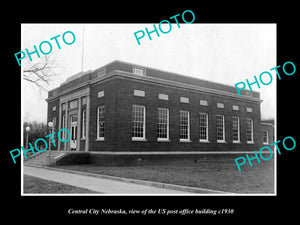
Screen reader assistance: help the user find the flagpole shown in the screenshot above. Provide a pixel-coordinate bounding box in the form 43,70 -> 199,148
81,25 -> 85,72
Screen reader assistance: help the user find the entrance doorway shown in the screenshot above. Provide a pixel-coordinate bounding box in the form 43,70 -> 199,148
70,115 -> 78,151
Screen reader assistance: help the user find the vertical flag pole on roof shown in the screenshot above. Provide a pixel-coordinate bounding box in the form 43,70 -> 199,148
81,25 -> 85,72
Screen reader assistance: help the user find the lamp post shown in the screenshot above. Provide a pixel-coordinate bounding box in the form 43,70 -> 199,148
25,126 -> 30,150
48,122 -> 53,157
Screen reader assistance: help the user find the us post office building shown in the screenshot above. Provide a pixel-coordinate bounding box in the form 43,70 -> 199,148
46,60 -> 274,153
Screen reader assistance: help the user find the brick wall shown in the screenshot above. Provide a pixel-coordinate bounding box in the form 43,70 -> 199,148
261,122 -> 275,145
47,98 -> 60,150
88,76 -> 262,152
88,79 -> 118,151
104,60 -> 260,98
47,61 -> 264,153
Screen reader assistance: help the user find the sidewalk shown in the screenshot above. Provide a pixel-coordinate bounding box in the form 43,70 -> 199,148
23,166 -> 193,194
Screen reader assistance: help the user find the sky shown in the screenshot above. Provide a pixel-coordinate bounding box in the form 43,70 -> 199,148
21,23 -> 276,123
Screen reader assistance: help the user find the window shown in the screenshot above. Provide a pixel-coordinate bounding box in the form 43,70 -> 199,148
180,110 -> 190,141
216,115 -> 225,142
247,107 -> 253,113
132,105 -> 146,140
158,93 -> 169,100
133,67 -> 146,76
232,117 -> 240,143
82,110 -> 86,139
263,130 -> 269,144
217,103 -> 224,108
246,118 -> 254,143
70,117 -> 77,142
180,97 -> 189,103
97,91 -> 104,98
199,113 -> 208,142
52,106 -> 56,111
81,96 -> 87,105
68,99 -> 78,109
134,90 -> 145,97
97,106 -> 105,140
232,105 -> 239,111
200,100 -> 208,106
157,108 -> 169,141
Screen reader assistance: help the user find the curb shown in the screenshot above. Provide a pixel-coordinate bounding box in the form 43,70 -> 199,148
23,164 -> 232,194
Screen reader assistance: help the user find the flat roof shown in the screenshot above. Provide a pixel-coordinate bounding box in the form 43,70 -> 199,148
47,60 -> 260,101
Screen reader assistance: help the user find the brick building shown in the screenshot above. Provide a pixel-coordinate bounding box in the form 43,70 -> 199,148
46,60 -> 267,152
261,119 -> 275,146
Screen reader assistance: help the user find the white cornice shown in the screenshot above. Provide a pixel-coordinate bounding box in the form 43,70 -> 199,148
47,70 -> 262,103
97,70 -> 262,103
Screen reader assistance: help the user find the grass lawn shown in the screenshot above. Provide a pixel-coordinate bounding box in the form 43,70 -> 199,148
23,175 -> 99,194
55,156 -> 275,194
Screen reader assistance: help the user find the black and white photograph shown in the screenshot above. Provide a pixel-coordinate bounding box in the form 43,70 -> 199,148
3,4 -> 298,221
21,23 -> 276,195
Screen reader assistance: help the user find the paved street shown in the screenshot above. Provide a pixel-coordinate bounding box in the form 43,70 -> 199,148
23,166 -> 192,194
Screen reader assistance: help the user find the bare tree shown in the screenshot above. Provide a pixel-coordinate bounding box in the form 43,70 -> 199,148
22,53 -> 61,91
